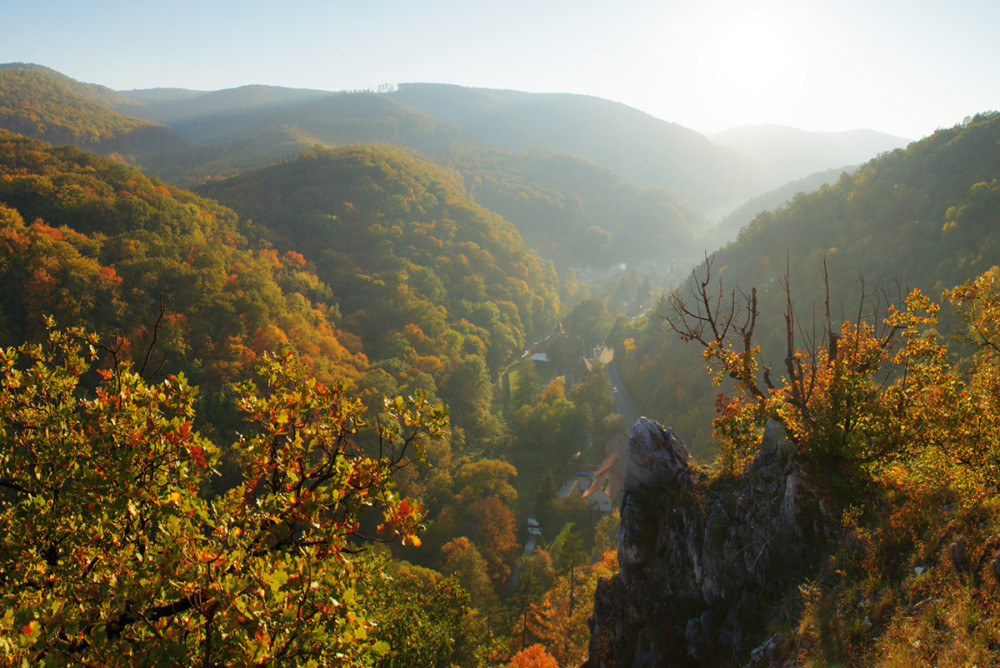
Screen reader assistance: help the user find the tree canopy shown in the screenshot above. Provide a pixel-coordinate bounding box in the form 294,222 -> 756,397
0,323 -> 446,665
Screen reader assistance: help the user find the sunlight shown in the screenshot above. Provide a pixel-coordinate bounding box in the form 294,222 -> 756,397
715,23 -> 787,90
682,2 -> 814,127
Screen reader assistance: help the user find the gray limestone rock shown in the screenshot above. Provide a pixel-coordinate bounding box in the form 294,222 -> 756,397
623,418 -> 692,493
584,419 -> 830,668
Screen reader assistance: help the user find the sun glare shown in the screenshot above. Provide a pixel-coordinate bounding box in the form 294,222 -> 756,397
681,1 -> 814,128
715,24 -> 786,90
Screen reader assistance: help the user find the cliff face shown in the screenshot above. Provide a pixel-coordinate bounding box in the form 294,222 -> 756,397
584,419 -> 833,667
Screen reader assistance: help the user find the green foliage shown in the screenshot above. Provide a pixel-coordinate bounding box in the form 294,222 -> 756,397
510,357 -> 541,409
684,265 -> 1000,664
508,380 -> 583,489
568,362 -> 617,442
442,147 -> 704,272
437,537 -> 496,610
367,559 -> 487,668
0,131 -> 375,447
199,144 -> 559,451
548,524 -> 587,574
623,112 -> 1000,455
0,324 -> 446,665
548,297 -> 612,365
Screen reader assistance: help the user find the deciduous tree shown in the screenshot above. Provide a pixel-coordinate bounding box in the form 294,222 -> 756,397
0,322 -> 446,666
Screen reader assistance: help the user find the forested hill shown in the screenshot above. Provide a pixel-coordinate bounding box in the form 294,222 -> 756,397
0,130 -> 366,416
198,143 -> 559,379
0,131 -> 560,450
0,64 -> 183,155
715,111 -> 1000,302
121,84 -> 331,127
706,165 -> 856,248
615,111 -> 1000,452
0,63 -> 145,112
137,92 -> 465,184
443,146 -> 706,273
390,83 -> 757,210
0,64 -> 914,225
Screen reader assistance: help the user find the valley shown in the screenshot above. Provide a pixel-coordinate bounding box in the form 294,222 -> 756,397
0,61 -> 998,667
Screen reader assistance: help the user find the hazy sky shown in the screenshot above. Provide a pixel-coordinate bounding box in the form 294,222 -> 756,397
3,0 -> 998,139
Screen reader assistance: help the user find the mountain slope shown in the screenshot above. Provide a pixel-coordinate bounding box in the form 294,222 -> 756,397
0,130 -> 365,410
615,111 -> 1000,453
0,64 -> 183,156
713,112 -> 1000,298
122,84 -> 331,127
198,142 -> 558,372
391,83 -> 757,210
138,91 -> 464,185
198,143 -> 560,449
0,62 -> 146,111
445,146 -> 705,274
705,165 -> 857,247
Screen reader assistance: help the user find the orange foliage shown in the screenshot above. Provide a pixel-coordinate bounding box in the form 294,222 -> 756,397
403,322 -> 426,346
251,324 -> 290,354
30,221 -> 63,241
467,496 -> 519,565
257,248 -> 280,268
98,266 -> 121,285
506,644 -> 559,668
415,355 -> 445,376
541,377 -> 566,402
283,250 -> 307,268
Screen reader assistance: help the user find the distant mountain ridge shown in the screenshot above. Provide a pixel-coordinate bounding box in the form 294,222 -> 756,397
0,62 -> 921,254
122,84 -> 333,126
390,83 -> 758,210
711,123 -> 910,189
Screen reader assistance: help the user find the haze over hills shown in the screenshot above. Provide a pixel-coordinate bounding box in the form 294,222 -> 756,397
141,93 -> 464,184
4,55 -> 1000,666
443,146 -> 705,276
711,123 -> 910,189
0,64 -> 911,226
120,84 -> 332,126
390,83 -> 759,211
705,165 -> 857,248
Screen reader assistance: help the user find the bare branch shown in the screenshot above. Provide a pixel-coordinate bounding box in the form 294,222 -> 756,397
139,294 -> 166,379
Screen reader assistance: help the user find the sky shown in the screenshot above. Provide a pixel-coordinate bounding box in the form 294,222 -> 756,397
3,0 -> 998,139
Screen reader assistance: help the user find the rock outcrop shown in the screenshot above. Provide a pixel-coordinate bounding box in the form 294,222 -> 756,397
584,418 -> 832,667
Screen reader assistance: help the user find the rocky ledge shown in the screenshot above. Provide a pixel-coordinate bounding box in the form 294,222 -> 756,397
584,418 -> 833,667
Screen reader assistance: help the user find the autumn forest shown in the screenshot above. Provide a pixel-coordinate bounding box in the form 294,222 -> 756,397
2,62 -> 1000,666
